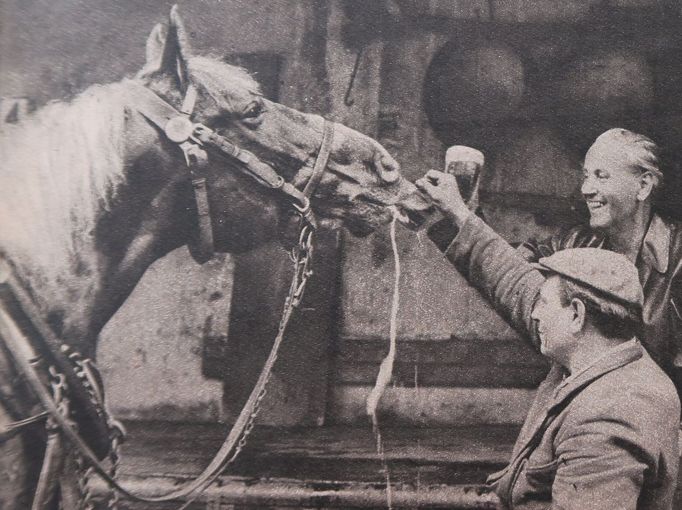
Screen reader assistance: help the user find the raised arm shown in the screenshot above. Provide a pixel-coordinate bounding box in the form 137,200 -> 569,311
429,213 -> 545,350
418,170 -> 545,349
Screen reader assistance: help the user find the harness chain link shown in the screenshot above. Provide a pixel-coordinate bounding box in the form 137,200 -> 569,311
232,224 -> 313,459
47,365 -> 98,510
55,346 -> 121,510
177,224 -> 314,510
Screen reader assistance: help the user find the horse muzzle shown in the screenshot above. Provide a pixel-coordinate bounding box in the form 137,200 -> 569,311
394,182 -> 436,230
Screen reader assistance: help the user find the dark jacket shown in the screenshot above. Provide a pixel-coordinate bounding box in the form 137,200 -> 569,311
431,213 -> 682,395
428,214 -> 680,510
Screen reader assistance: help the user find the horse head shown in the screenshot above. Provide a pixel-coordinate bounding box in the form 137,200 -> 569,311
133,7 -> 429,254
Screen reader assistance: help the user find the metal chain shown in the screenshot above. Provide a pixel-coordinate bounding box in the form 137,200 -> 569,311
225,223 -> 312,460
60,345 -> 106,420
49,366 -> 95,510
51,352 -> 124,510
106,435 -> 122,509
176,224 -> 315,510
228,225 -> 314,463
59,343 -> 126,508
74,457 -> 96,510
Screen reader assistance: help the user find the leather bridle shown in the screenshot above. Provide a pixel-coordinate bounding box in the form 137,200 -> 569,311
133,82 -> 335,262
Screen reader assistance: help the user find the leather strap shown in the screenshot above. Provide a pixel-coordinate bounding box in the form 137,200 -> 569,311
180,84 -> 198,115
0,411 -> 48,442
0,261 -> 112,459
131,85 -> 217,261
304,120 -> 334,198
32,427 -> 64,510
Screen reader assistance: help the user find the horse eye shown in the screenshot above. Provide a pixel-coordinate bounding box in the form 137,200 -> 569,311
242,100 -> 264,119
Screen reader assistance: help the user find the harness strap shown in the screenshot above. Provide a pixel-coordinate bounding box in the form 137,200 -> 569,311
180,84 -> 198,115
191,127 -> 312,208
304,120 -> 334,198
180,140 -> 214,263
0,411 -> 48,442
32,425 -> 64,510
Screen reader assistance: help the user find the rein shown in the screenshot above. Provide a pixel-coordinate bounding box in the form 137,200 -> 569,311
0,82 -> 334,507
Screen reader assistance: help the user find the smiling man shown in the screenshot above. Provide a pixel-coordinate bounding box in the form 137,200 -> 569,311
427,129 -> 682,397
417,169 -> 680,508
519,129 -> 682,391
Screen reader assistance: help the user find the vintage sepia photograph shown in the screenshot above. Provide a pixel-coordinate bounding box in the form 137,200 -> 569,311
2,1 -> 682,508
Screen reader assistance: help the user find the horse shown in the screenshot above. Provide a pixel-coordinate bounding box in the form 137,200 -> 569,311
0,7 -> 429,509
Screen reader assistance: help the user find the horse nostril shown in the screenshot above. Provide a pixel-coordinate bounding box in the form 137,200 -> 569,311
374,151 -> 401,184
380,168 -> 401,184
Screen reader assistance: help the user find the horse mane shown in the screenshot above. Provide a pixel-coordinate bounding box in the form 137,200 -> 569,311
187,56 -> 262,101
0,82 -> 130,281
1,57 -> 261,283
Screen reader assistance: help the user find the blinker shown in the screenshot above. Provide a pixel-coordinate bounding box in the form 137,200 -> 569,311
165,116 -> 195,143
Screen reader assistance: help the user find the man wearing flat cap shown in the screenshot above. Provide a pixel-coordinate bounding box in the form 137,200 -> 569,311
416,172 -> 680,509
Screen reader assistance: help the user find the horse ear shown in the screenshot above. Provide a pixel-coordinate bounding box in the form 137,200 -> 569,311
140,5 -> 192,91
144,23 -> 167,71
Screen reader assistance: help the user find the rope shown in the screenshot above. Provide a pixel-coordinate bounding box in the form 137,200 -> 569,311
366,209 -> 401,424
366,208 -> 402,510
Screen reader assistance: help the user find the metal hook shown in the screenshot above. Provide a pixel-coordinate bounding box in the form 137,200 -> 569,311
344,46 -> 364,107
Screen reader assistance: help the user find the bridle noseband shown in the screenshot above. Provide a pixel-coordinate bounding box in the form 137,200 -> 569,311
134,82 -> 335,262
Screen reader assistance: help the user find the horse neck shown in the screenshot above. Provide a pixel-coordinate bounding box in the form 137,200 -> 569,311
2,87 -> 192,358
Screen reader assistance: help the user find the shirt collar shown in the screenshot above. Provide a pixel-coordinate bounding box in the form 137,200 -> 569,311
557,338 -> 637,392
640,213 -> 670,274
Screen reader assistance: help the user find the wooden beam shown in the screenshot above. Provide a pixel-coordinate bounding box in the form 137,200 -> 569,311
90,475 -> 500,509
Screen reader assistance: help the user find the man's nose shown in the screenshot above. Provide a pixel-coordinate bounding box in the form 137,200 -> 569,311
581,177 -> 596,196
531,304 -> 541,321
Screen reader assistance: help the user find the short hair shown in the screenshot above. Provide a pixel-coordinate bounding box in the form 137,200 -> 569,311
593,128 -> 664,197
558,277 -> 642,340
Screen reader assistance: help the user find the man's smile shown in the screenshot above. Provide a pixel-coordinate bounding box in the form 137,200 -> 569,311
586,199 -> 606,211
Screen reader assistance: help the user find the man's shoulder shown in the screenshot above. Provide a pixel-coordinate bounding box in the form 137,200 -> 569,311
519,223 -> 604,261
576,352 -> 679,422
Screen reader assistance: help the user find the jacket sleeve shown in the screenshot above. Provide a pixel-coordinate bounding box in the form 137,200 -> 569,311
428,214 -> 545,350
669,271 -> 682,400
550,405 -> 654,510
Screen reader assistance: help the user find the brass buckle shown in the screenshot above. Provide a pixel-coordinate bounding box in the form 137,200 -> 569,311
164,116 -> 195,143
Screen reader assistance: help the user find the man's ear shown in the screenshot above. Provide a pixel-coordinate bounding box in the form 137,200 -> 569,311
637,171 -> 655,202
138,5 -> 192,92
570,298 -> 586,334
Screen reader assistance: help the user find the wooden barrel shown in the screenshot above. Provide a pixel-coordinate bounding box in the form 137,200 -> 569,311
424,41 -> 525,147
552,49 -> 653,120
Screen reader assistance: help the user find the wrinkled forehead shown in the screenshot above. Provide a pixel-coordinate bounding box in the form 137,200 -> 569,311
188,56 -> 262,111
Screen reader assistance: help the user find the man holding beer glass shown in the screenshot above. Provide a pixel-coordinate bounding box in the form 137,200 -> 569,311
415,128 -> 682,509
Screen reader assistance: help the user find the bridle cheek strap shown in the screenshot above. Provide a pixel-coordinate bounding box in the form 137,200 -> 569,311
304,119 -> 335,199
132,82 -> 335,261
180,140 -> 214,264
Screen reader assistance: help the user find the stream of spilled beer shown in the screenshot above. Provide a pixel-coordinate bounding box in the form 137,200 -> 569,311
366,207 -> 402,510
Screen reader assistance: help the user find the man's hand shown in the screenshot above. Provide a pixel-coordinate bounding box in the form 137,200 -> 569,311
415,170 -> 471,226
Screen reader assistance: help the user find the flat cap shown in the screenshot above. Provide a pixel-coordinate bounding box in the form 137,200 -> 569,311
533,248 -> 643,308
